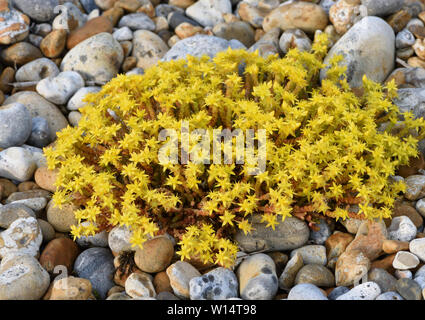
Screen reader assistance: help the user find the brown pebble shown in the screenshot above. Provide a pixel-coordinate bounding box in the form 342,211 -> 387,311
39,238 -> 80,273
17,181 -> 40,192
387,9 -> 411,33
382,239 -> 410,254
40,29 -> 67,58
0,41 -> 42,66
371,254 -> 396,273
153,271 -> 173,294
67,16 -> 113,50
136,2 -> 155,18
115,0 -> 142,13
34,167 -> 58,193
102,6 -> 124,26
0,67 -> 15,94
122,56 -> 137,72
397,153 -> 425,178
0,178 -> 17,198
409,24 -> 425,39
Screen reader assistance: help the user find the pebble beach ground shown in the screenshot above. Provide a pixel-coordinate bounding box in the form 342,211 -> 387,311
2,0 -> 425,301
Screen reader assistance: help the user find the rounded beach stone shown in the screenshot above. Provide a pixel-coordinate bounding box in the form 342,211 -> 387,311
0,103 -> 32,149
410,238 -> 425,262
134,236 -> 174,273
46,200 -> 78,233
295,264 -> 335,287
16,58 -> 60,82
50,276 -> 92,300
67,86 -> 101,111
236,253 -> 278,300
27,117 -> 51,148
388,216 -> 417,242
279,252 -> 303,290
290,245 -> 327,265
396,278 -> 423,300
0,253 -> 50,300
125,272 -> 156,299
132,30 -> 169,70
336,281 -> 381,300
287,283 -> 328,300
393,251 -> 420,270
0,147 -> 37,182
189,267 -> 238,300
108,225 -> 134,254
39,237 -> 80,273
166,261 -> 201,299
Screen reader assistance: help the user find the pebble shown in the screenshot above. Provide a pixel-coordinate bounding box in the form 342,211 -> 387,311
0,0 -> 30,45
34,167 -> 57,193
4,91 -> 68,141
295,264 -> 335,287
279,28 -> 312,55
336,281 -> 381,300
74,247 -> 115,299
0,253 -> 50,300
416,198 -> 425,217
0,203 -> 34,229
75,221 -> 108,248
321,16 -> 395,89
67,16 -> 113,50
153,271 -> 173,294
329,0 -> 363,35
328,286 -> 350,300
1,42 -> 42,68
81,0 -> 98,13
404,175 -> 425,200
40,29 -> 67,59
166,261 -> 201,299
409,238 -> 425,262
113,26 -> 133,41
341,216 -> 364,234
382,239 -> 410,254
213,21 -> 256,47
68,111 -> 82,127
0,147 -> 38,182
290,245 -> 327,266
37,219 -> 55,243
396,29 -> 416,49
67,86 -> 101,111
15,58 -> 59,82
186,0 -> 232,27
415,265 -> 425,278
263,1 -> 328,33
52,3 -> 87,32
392,202 -> 423,228
46,200 -> 78,233
155,3 -> 184,17
0,103 -> 32,149
368,268 -> 397,293
396,278 -> 423,300
189,267 -> 238,300
387,9 -> 412,33
106,292 -> 132,300
36,71 -> 85,105
118,12 -> 155,31
5,189 -> 51,204
249,27 -> 281,57
61,32 -> 124,82
108,225 -> 134,254
361,0 -> 404,17
335,249 -> 371,286
287,283 -> 328,300
375,291 -> 404,300
236,253 -> 278,300
39,238 -> 80,273
279,252 -> 303,290
234,215 -> 309,253
162,34 -> 246,61
325,232 -> 354,269
0,217 -> 42,258
157,291 -> 180,300
168,11 -> 200,29
134,236 -> 174,273
125,272 -> 156,299
11,197 -> 47,212
388,216 -> 417,242
13,0 -> 59,22
132,30 -> 169,70
393,251 -> 420,270
345,220 -> 387,261
50,276 -> 92,300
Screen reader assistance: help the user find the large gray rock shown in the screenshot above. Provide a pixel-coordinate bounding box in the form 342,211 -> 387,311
61,33 -> 124,83
12,0 -> 59,22
0,147 -> 38,182
0,103 -> 32,149
74,247 -> 115,299
4,92 -> 68,142
320,16 -> 395,88
234,215 -> 309,253
162,35 -> 246,61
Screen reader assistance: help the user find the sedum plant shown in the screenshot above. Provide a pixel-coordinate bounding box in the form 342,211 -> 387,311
44,33 -> 425,268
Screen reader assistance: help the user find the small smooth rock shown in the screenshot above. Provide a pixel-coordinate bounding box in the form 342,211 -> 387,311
186,0 -> 231,27
0,217 -> 42,258
50,276 -> 92,300
375,291 -> 404,300
328,286 -> 350,300
287,283 -> 328,300
46,200 -> 78,233
34,167 -> 57,193
0,204 -> 35,228
61,32 -> 124,82
237,253 -> 278,300
0,253 -> 50,300
0,103 -> 32,149
166,261 -> 201,299
404,175 -> 425,200
0,0 -> 29,45
75,221 -> 108,248
336,281 -> 381,300
113,26 -> 133,41
134,236 -> 174,273
189,267 -> 238,300
325,232 -> 354,269
335,249 -> 371,286
27,117 -> 51,148
40,29 -> 67,58
396,278 -> 423,300
74,247 -> 115,299
0,42 -> 43,67
279,28 -> 312,55
13,0 -> 59,22
118,12 -> 155,31
125,272 -> 156,299
290,245 -> 327,266
295,264 -> 335,287
393,251 -> 420,270
108,225 -> 134,254
67,16 -> 113,50
388,216 -> 417,242
278,252 -> 303,290
396,29 -> 416,49
409,238 -> 425,262
67,86 -> 101,111
39,237 -> 80,273
37,219 -> 55,243
368,268 -> 397,292
0,147 -> 37,182
132,30 -> 169,70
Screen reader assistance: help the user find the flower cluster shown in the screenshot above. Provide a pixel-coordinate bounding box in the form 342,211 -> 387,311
44,33 -> 425,268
